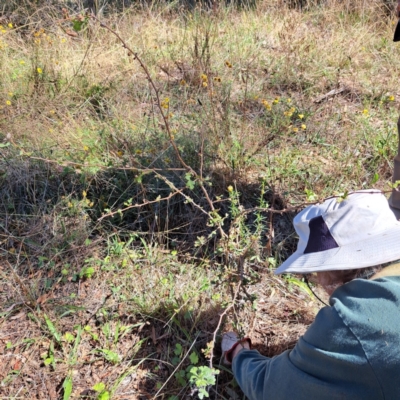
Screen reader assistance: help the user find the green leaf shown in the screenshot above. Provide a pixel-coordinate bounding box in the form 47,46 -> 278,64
189,351 -> 199,365
185,173 -> 196,190
286,277 -> 314,299
44,357 -> 53,366
0,142 -> 10,148
198,387 -> 209,399
304,188 -> 317,201
63,375 -> 73,400
174,343 -> 182,356
372,172 -> 379,184
93,382 -> 106,392
96,349 -> 120,364
44,314 -> 61,343
72,17 -> 87,32
79,266 -> 95,279
64,332 -> 75,343
98,392 -> 110,400
175,370 -> 186,386
171,356 -> 180,365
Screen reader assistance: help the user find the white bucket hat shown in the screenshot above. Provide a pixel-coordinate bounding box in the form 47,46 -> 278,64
274,190 -> 400,275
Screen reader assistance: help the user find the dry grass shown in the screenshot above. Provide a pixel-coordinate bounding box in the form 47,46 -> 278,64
0,0 -> 399,398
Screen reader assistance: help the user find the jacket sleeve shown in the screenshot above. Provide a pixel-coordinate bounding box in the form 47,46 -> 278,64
232,302 -> 384,400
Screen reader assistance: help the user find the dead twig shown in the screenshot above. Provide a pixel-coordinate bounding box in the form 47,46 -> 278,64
209,280 -> 242,369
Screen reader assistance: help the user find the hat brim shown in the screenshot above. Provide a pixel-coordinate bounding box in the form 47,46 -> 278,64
274,221 -> 400,274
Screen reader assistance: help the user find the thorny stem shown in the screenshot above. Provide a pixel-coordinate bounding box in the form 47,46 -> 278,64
92,15 -> 227,238
209,280 -> 242,369
98,187 -> 185,221
240,189 -> 397,217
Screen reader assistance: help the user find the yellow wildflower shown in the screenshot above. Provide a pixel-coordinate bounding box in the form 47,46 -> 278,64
262,100 -> 271,110
287,98 -> 292,103
227,185 -> 234,192
201,73 -> 208,81
5,100 -> 11,106
161,98 -> 170,109
273,97 -> 280,104
292,127 -> 299,133
362,109 -> 369,115
301,124 -> 307,130
284,111 -> 293,117
8,92 -> 13,97
19,60 -> 25,65
83,145 -> 89,152
37,67 -> 43,74
388,95 -> 395,101
298,114 -> 304,119
8,23 -> 13,28
202,81 -> 208,88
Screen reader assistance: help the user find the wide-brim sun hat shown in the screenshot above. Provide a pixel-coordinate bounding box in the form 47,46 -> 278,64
274,190 -> 400,275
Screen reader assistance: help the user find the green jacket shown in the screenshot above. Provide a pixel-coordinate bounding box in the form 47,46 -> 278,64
233,275 -> 400,399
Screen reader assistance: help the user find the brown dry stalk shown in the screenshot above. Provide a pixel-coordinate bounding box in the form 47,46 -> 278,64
98,187 -> 185,221
209,280 -> 242,369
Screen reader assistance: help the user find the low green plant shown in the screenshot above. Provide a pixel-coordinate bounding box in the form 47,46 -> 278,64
188,366 -> 219,399
93,382 -> 110,400
172,342 -> 219,399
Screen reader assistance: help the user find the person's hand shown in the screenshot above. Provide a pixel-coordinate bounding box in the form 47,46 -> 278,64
221,332 -> 251,365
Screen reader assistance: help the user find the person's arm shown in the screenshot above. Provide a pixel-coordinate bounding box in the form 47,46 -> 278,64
232,302 -> 383,400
